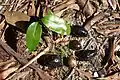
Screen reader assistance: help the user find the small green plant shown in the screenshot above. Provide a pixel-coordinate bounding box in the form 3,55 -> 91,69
26,9 -> 71,52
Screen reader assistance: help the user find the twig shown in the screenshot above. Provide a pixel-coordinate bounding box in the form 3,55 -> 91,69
102,37 -> 115,66
75,68 -> 92,80
0,40 -> 54,80
18,46 -> 50,71
63,67 -> 75,80
7,46 -> 50,80
7,47 -> 49,80
7,46 -> 51,80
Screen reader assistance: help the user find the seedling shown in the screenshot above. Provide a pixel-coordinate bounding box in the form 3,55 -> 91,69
26,9 -> 71,52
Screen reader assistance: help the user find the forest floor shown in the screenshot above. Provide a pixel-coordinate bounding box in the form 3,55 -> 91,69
0,0 -> 120,80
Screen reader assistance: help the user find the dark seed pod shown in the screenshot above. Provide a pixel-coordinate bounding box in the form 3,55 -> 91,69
37,54 -> 62,68
75,50 -> 96,61
68,55 -> 77,68
69,40 -> 81,50
71,25 -> 88,37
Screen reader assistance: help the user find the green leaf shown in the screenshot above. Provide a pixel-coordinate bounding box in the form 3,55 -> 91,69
26,22 -> 42,52
48,9 -> 53,15
42,10 -> 71,35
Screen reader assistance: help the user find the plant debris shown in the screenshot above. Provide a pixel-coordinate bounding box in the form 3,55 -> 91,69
0,0 -> 120,80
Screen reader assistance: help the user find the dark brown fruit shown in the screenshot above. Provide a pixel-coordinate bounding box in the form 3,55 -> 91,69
71,25 -> 88,37
69,40 -> 81,50
37,54 -> 62,68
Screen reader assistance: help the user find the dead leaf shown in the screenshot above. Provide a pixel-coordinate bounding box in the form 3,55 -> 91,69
4,10 -> 30,25
77,0 -> 94,17
4,10 -> 30,32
